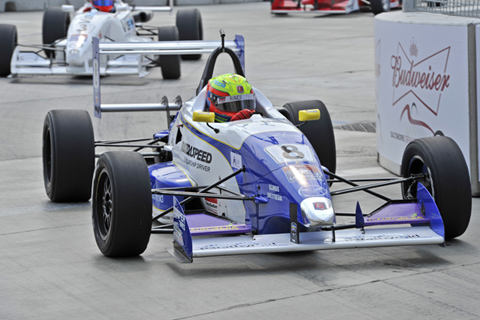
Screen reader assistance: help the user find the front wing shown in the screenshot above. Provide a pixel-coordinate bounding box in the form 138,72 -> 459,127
167,183 -> 445,263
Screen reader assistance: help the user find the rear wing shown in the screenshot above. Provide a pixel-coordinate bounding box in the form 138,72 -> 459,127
92,35 -> 245,119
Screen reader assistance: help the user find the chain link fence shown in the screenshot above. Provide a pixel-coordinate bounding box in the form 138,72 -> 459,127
405,0 -> 480,18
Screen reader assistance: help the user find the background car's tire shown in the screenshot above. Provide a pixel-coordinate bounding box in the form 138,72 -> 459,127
92,151 -> 152,257
42,7 -> 70,58
0,24 -> 17,77
278,100 -> 336,174
158,26 -> 181,80
371,0 -> 391,14
401,136 -> 471,239
176,8 -> 203,60
42,110 -> 95,202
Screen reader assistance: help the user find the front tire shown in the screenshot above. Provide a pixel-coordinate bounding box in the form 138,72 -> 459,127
93,151 -> 152,257
0,24 -> 17,77
176,8 -> 203,60
42,110 -> 95,202
158,26 -> 181,80
279,100 -> 336,174
401,136 -> 471,239
42,7 -> 70,58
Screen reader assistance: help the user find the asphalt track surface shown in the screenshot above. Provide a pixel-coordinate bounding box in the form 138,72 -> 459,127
1,3 -> 480,319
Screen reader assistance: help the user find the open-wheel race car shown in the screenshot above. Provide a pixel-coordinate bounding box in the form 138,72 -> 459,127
271,0 -> 401,15
0,0 -> 203,79
42,33 -> 471,262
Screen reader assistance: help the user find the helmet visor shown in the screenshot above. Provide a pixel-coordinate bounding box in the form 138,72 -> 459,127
216,94 -> 256,113
92,0 -> 114,7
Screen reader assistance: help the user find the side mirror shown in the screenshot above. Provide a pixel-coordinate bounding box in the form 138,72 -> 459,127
298,109 -> 320,122
193,111 -> 215,123
61,5 -> 75,13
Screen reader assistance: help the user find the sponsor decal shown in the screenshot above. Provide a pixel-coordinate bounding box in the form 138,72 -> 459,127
183,156 -> 211,172
267,192 -> 282,201
181,142 -> 212,172
269,184 -> 280,192
173,202 -> 186,246
199,241 -> 288,250
291,222 -> 297,237
191,225 -> 240,233
153,194 -> 164,203
181,142 -> 212,164
368,213 -> 426,222
313,202 -> 327,210
230,152 -> 242,170
389,38 -> 451,134
283,165 -> 323,184
218,94 -> 253,104
205,198 -> 218,214
344,233 -> 426,242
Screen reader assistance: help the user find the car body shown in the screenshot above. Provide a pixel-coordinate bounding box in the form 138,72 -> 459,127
42,35 -> 471,262
271,0 -> 401,15
0,0 -> 203,78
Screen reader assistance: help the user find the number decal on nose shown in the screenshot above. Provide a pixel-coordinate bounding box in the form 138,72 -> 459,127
282,145 -> 305,160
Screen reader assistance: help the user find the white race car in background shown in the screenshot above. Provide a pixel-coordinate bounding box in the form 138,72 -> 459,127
0,0 -> 203,79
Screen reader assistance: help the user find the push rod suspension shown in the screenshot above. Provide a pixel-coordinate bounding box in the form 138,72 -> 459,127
325,169 -> 392,201
330,176 -> 416,198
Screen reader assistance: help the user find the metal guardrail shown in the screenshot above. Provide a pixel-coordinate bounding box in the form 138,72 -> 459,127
404,0 -> 480,18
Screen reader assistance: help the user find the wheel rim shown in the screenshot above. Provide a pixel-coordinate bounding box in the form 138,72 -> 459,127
407,155 -> 435,198
96,171 -> 113,240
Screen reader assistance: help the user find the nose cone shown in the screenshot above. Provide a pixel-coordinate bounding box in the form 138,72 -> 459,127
300,197 -> 334,226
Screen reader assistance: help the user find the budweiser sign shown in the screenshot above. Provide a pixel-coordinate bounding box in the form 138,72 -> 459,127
389,40 -> 451,134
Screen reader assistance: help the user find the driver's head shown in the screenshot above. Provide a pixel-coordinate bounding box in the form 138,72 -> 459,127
91,0 -> 114,12
206,73 -> 255,122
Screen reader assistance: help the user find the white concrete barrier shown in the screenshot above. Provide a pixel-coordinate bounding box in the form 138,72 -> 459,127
375,11 -> 480,195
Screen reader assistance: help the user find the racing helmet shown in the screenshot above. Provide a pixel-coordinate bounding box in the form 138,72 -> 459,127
206,73 -> 255,122
91,0 -> 115,12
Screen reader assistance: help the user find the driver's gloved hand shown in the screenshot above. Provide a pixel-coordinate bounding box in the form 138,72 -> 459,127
231,109 -> 254,121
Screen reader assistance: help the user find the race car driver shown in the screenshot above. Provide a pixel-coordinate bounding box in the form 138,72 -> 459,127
206,73 -> 256,122
89,0 -> 116,13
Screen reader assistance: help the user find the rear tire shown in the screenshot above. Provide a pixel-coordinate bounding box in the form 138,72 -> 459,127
42,110 -> 95,202
401,136 -> 471,239
158,26 -> 181,80
42,7 -> 70,58
0,24 -> 17,77
371,0 -> 391,14
279,100 -> 336,174
92,151 -> 152,257
176,8 -> 203,60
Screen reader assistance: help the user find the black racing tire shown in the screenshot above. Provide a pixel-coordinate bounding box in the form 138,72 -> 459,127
0,24 -> 17,77
92,151 -> 152,257
401,136 -> 471,240
176,8 -> 203,60
371,0 -> 391,14
158,26 -> 181,80
42,110 -> 95,202
42,7 -> 70,58
279,100 -> 336,174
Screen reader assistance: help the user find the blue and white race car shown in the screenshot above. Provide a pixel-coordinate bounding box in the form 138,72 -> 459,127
42,37 -> 472,262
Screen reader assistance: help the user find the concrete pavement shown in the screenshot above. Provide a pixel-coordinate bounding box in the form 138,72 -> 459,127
0,3 -> 479,319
